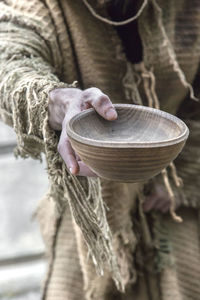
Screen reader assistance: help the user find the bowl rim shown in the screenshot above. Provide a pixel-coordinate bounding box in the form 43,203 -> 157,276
66,104 -> 189,148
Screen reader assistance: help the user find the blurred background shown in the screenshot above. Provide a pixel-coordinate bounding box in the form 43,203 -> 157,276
0,121 -> 49,299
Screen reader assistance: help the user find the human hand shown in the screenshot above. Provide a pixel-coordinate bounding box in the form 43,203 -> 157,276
48,87 -> 117,176
143,183 -> 171,213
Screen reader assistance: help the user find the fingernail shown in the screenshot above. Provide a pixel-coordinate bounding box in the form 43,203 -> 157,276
106,108 -> 117,120
69,166 -> 78,175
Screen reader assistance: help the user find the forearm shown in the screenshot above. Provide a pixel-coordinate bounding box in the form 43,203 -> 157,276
0,54 -> 68,158
0,1 -> 68,158
0,52 -> 67,127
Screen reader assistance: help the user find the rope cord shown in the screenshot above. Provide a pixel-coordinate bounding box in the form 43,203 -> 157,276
162,169 -> 182,223
138,62 -> 183,223
82,0 -> 148,26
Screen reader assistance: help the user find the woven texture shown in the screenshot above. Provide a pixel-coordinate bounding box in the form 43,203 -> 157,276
0,0 -> 200,299
0,0 -> 124,288
160,208 -> 200,300
44,208 -> 84,300
175,120 -> 200,207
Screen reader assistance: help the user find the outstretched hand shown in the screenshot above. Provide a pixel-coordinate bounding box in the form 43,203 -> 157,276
48,87 -> 117,176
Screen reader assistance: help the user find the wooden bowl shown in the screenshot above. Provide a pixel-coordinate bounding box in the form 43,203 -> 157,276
67,104 -> 189,182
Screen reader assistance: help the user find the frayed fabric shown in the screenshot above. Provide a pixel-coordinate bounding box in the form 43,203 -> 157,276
1,0 -> 200,299
0,0 -> 123,290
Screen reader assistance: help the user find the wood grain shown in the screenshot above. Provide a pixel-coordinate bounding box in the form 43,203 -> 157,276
67,104 -> 189,182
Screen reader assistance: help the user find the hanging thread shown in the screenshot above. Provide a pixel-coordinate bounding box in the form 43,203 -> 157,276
137,62 -> 183,223
82,0 -> 148,26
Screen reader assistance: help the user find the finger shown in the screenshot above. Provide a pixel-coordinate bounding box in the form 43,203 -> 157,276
82,88 -> 117,121
77,161 -> 97,177
58,129 -> 79,175
59,108 -> 83,174
143,195 -> 158,212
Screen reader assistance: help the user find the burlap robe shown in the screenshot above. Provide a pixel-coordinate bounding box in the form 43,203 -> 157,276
38,194 -> 200,300
0,0 -> 200,299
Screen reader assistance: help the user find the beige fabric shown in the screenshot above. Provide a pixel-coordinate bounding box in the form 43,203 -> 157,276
0,0 -> 200,299
43,208 -> 84,300
0,0 -> 123,286
73,181 -> 140,299
39,181 -> 141,300
160,208 -> 200,300
38,195 -> 200,300
175,120 -> 200,207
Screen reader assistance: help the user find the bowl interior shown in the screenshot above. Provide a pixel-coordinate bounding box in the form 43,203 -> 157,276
70,105 -> 185,145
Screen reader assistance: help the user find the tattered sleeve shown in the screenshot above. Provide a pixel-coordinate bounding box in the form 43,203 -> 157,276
0,0 -> 69,159
0,2 -> 124,287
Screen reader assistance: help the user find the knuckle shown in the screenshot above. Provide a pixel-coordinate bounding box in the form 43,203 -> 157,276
82,87 -> 102,100
81,90 -> 89,101
81,88 -> 111,111
96,94 -> 110,107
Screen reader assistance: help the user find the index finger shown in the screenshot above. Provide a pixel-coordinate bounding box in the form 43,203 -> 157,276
82,88 -> 117,121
